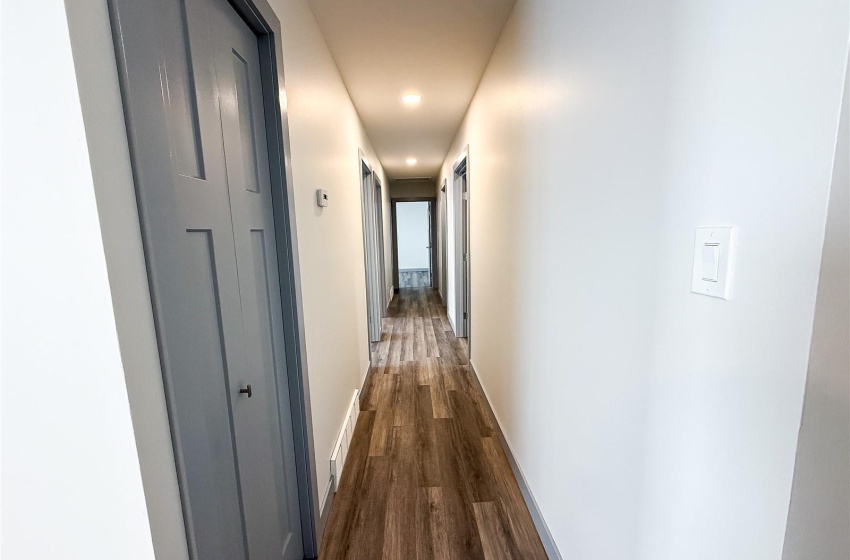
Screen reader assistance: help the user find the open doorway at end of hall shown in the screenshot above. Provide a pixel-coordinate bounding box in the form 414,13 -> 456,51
392,198 -> 437,290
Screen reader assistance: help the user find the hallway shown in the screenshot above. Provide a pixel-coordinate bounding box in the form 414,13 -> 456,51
6,0 -> 848,558
320,288 -> 547,559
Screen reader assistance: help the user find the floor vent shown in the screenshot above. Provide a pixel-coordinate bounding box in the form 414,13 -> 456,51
330,389 -> 360,493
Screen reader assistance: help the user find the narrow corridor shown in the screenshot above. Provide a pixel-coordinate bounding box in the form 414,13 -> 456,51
320,288 -> 547,559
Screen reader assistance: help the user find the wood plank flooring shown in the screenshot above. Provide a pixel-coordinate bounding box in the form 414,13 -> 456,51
319,288 -> 547,559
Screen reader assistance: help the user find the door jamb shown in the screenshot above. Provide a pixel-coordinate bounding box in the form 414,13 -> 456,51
358,151 -> 383,347
452,147 -> 470,342
439,179 -> 448,305
374,177 -> 388,314
107,0 -> 321,555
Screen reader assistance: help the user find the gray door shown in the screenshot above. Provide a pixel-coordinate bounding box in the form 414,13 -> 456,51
453,162 -> 470,337
109,0 -> 302,558
461,173 -> 470,334
361,163 -> 382,342
375,180 -> 387,313
427,201 -> 433,287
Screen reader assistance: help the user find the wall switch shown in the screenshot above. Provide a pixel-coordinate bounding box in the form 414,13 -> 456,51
691,227 -> 736,299
701,244 -> 720,281
316,188 -> 329,207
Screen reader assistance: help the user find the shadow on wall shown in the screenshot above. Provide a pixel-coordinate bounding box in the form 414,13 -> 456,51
781,51 -> 850,560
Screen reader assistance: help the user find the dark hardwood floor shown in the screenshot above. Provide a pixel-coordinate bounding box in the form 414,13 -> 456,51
319,288 -> 547,559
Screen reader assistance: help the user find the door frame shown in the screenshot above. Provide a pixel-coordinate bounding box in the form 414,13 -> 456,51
452,147 -> 471,339
439,179 -> 448,305
374,177 -> 388,313
107,0 -> 321,555
390,197 -> 438,291
359,151 -> 386,345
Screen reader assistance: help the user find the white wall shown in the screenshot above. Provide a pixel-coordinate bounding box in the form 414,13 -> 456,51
396,202 -> 431,270
270,0 -> 388,508
638,5 -> 846,557
438,1 -> 849,559
1,2 -> 155,558
782,52 -> 849,560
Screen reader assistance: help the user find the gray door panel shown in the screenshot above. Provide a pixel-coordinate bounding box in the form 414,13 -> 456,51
109,0 -> 302,557
112,0 -> 249,556
462,175 -> 469,334
427,202 -> 433,286
211,2 -> 302,558
362,168 -> 383,342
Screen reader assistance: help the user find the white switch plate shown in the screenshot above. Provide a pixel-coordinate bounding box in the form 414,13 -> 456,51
316,188 -> 329,207
691,226 -> 736,300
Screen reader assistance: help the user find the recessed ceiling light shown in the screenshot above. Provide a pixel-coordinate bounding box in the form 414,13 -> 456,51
406,157 -> 417,166
401,93 -> 422,106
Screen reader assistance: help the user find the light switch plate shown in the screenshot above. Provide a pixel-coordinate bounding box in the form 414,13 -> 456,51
691,226 -> 736,300
316,188 -> 329,207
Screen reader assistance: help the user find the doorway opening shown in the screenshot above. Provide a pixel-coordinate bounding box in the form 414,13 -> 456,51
439,179 -> 448,304
360,154 -> 386,345
391,197 -> 437,293
395,201 -> 432,288
453,150 -> 470,338
375,179 -> 387,311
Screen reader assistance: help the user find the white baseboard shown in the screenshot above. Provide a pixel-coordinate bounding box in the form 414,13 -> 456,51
447,311 -> 456,334
324,389 -> 360,512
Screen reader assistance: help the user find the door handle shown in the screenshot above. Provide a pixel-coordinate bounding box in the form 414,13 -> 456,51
239,384 -> 252,398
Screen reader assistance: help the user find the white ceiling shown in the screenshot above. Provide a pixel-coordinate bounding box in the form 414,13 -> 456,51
305,0 -> 516,180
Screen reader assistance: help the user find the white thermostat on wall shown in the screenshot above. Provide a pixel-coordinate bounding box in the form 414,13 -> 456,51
316,188 -> 329,207
691,226 -> 736,300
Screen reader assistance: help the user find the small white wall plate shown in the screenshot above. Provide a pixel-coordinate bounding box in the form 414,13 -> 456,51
316,188 -> 329,207
691,226 -> 736,300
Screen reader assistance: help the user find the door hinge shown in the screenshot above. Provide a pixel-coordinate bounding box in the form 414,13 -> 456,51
463,312 -> 468,319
